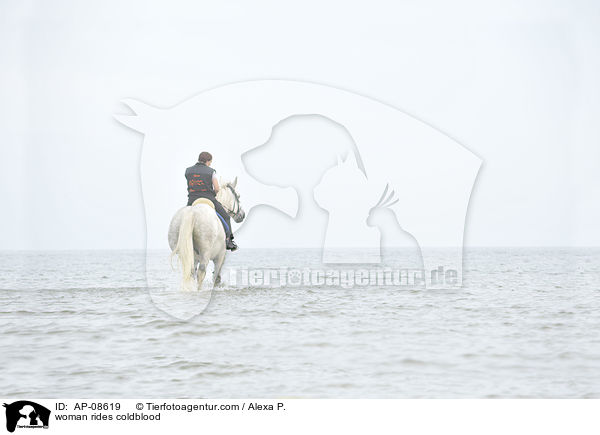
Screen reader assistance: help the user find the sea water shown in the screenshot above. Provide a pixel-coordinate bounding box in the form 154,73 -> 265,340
1,248 -> 599,398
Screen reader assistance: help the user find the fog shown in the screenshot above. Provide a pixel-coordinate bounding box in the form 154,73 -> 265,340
1,0 -> 599,249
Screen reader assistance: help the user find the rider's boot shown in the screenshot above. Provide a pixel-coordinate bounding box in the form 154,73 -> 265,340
226,235 -> 238,251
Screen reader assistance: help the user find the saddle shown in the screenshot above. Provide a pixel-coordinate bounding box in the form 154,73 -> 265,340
191,198 -> 215,209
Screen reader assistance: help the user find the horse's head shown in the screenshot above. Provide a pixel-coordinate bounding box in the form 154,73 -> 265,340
217,177 -> 246,223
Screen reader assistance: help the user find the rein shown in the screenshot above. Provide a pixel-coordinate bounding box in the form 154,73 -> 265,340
224,184 -> 243,220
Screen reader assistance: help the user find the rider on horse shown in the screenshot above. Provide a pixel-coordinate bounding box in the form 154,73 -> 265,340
185,151 -> 238,251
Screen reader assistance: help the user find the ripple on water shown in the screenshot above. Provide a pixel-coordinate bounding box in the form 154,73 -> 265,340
1,248 -> 599,397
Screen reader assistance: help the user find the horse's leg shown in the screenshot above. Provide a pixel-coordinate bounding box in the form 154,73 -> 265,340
194,252 -> 200,277
213,250 -> 226,287
196,256 -> 209,290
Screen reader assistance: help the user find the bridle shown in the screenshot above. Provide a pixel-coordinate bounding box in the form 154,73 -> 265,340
223,184 -> 244,222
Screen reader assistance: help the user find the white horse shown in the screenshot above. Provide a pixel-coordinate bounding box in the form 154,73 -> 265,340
168,177 -> 245,290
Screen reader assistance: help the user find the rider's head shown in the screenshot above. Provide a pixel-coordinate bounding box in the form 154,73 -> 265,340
198,151 -> 213,166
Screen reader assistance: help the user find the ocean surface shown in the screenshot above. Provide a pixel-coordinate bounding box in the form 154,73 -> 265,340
1,248 -> 599,398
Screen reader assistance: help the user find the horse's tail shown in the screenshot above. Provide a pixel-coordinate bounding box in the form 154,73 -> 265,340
171,206 -> 196,285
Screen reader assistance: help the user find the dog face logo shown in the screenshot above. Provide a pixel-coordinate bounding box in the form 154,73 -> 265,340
3,401 -> 50,433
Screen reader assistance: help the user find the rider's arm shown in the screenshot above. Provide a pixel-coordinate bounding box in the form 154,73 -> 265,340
212,172 -> 220,194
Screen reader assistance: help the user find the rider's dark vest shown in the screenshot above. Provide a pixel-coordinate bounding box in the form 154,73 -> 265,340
185,162 -> 215,203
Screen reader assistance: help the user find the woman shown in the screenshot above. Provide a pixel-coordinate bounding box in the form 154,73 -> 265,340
185,151 -> 238,251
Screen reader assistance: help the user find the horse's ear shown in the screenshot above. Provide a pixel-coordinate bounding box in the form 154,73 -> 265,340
232,176 -> 238,188
114,99 -> 161,133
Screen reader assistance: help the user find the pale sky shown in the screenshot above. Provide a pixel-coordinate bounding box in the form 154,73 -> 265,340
1,0 -> 599,249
